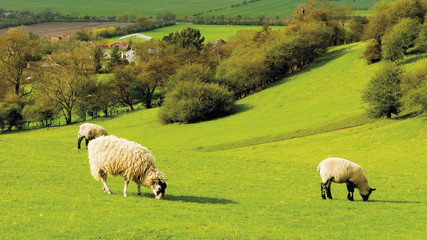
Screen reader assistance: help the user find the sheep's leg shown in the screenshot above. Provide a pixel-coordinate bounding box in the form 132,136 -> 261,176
85,139 -> 90,149
137,185 -> 142,196
346,181 -> 355,201
77,137 -> 84,149
325,180 -> 333,199
321,182 -> 326,199
123,180 -> 129,197
100,172 -> 112,194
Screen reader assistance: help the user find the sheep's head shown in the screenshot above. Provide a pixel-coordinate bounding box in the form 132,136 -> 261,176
361,188 -> 376,201
151,179 -> 167,199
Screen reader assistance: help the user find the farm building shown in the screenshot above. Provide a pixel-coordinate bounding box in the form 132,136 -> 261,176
118,33 -> 153,42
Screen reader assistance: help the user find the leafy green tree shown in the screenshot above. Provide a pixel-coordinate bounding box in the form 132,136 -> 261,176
382,18 -> 421,61
34,47 -> 96,124
110,64 -> 140,110
362,63 -> 403,118
416,20 -> 427,52
0,27 -> 40,99
162,27 -> 205,51
401,59 -> 427,112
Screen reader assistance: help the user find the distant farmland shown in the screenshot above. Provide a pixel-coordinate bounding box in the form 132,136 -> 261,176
1,0 -> 377,19
0,22 -> 133,37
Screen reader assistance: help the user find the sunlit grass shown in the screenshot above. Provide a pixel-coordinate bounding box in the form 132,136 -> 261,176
0,41 -> 425,239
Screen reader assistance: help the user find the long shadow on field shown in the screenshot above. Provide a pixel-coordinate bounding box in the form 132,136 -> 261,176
162,194 -> 238,204
369,200 -> 422,204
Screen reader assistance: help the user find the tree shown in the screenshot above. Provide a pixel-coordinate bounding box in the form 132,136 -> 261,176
401,59 -> 427,112
362,63 -> 403,118
363,41 -> 382,64
416,20 -> 427,52
35,47 -> 96,124
382,18 -> 421,61
93,46 -> 103,73
110,64 -> 140,110
162,27 -> 205,51
0,27 -> 40,99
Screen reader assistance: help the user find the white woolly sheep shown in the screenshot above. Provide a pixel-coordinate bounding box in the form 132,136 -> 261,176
88,135 -> 167,199
317,158 -> 376,201
77,123 -> 108,149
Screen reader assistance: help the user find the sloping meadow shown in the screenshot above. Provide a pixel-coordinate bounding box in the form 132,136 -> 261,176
0,42 -> 425,238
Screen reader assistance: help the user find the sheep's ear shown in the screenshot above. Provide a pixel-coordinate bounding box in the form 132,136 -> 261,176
370,188 -> 376,191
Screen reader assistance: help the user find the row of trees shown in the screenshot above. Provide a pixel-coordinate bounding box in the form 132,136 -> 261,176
363,60 -> 427,118
0,8 -> 176,29
362,0 -> 427,63
361,0 -> 426,119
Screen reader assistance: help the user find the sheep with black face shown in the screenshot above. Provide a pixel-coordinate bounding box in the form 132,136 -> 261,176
88,135 -> 167,199
317,158 -> 375,201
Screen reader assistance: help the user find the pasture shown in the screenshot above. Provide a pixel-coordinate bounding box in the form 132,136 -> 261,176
1,0 -> 377,18
104,24 -> 284,43
0,41 -> 426,239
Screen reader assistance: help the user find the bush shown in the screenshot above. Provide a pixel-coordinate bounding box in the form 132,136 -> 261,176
363,41 -> 382,64
401,59 -> 427,112
362,62 -> 403,118
158,81 -> 235,124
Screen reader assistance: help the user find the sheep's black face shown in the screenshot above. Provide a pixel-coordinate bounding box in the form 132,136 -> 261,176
361,188 -> 376,201
152,179 -> 167,199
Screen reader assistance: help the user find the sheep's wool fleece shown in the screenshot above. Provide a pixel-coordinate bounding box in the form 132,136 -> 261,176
88,136 -> 162,185
317,158 -> 368,186
78,123 -> 108,139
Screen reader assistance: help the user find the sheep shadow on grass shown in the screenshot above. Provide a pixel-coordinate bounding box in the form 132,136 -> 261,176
144,193 -> 238,204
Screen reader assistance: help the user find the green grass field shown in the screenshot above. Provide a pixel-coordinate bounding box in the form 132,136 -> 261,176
0,41 -> 425,239
104,24 -> 284,43
2,0 -> 377,18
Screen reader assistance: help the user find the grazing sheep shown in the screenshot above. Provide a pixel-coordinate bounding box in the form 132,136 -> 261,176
317,158 -> 376,201
88,135 -> 167,199
77,123 -> 108,149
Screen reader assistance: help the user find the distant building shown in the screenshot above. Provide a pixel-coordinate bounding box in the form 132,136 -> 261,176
118,33 -> 153,42
50,35 -> 70,41
121,49 -> 136,62
110,40 -> 128,49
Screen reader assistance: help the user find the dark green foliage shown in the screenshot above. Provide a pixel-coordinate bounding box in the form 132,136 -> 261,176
159,81 -> 234,124
362,63 -> 403,118
0,103 -> 24,131
159,64 -> 234,124
401,59 -> 427,112
162,27 -> 205,51
363,41 -> 382,64
382,18 -> 421,61
416,21 -> 427,52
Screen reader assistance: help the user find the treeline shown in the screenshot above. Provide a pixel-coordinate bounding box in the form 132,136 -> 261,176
361,0 -> 426,63
361,0 -> 427,119
0,8 -> 176,29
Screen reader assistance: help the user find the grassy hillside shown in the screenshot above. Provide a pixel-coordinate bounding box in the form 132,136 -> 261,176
2,0 -> 378,18
0,41 -> 425,239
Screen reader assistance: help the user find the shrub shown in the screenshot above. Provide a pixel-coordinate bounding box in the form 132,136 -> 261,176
158,81 -> 234,124
401,59 -> 427,112
416,20 -> 427,52
363,41 -> 382,64
382,18 -> 421,61
362,62 -> 403,118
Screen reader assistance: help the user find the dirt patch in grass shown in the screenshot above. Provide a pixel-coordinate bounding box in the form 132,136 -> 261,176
0,22 -> 134,37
